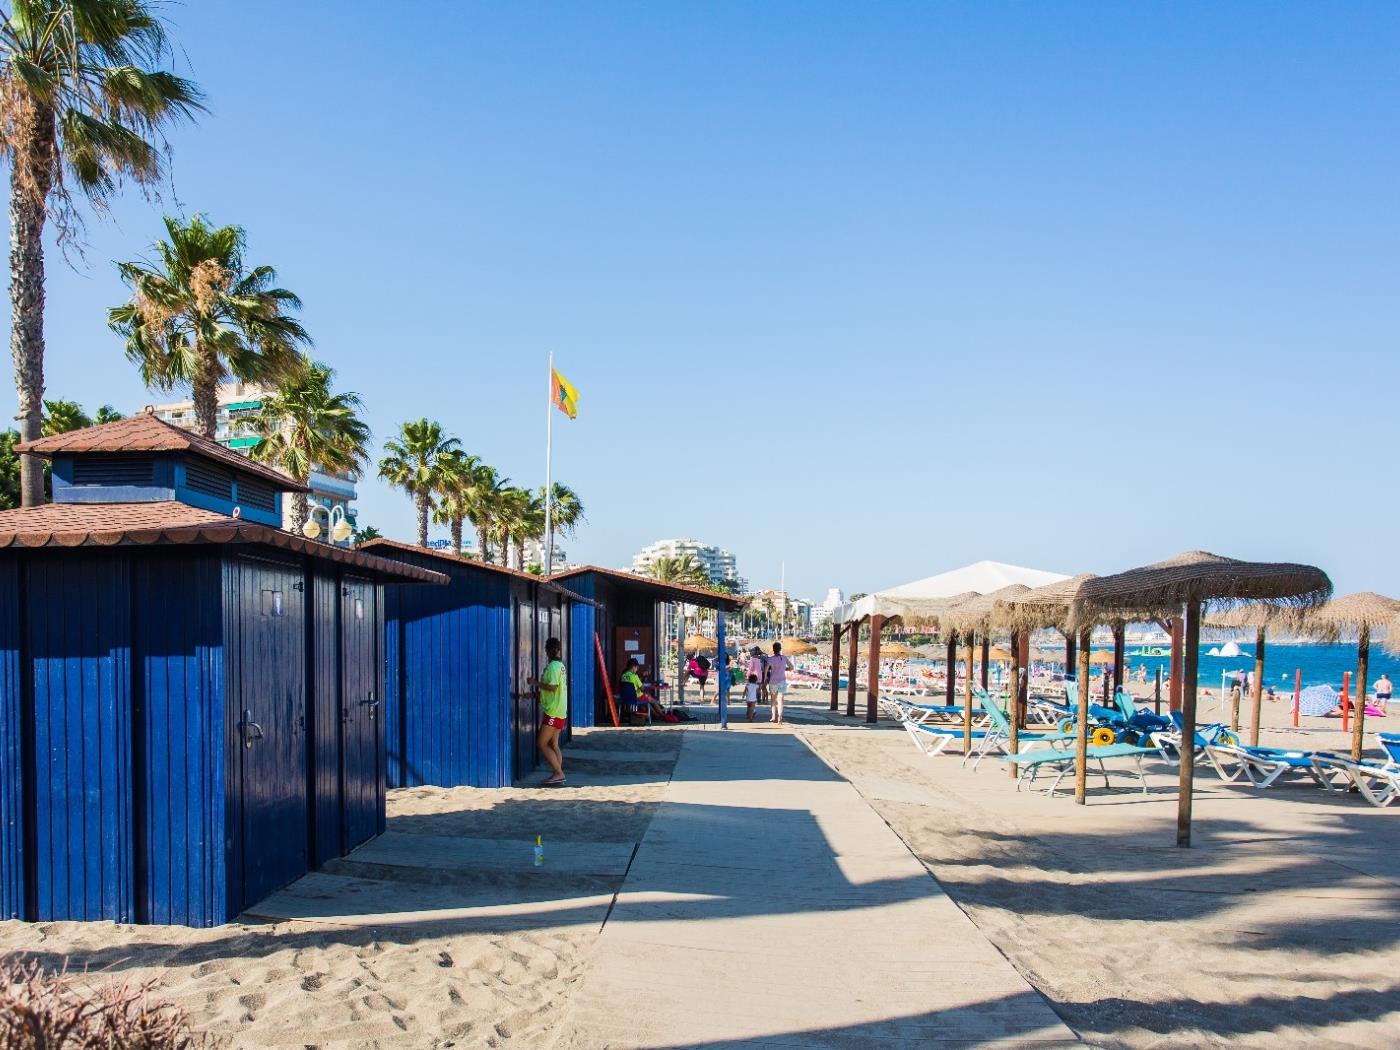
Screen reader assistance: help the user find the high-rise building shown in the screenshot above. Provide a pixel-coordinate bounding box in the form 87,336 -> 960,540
810,586 -> 847,628
149,382 -> 360,544
631,537 -> 744,591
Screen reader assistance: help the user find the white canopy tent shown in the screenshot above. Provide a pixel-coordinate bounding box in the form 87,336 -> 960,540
833,560 -> 1070,625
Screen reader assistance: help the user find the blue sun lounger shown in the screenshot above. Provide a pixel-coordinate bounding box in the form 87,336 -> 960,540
998,742 -> 1158,796
967,688 -> 1077,770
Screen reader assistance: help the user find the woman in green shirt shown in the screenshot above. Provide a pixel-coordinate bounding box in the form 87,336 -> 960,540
537,637 -> 567,785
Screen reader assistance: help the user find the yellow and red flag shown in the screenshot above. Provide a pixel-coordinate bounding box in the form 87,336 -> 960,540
550,367 -> 579,419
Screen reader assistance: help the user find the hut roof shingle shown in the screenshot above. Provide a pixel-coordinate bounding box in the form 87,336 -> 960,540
549,565 -> 748,612
15,413 -> 310,493
359,538 -> 593,602
0,501 -> 446,584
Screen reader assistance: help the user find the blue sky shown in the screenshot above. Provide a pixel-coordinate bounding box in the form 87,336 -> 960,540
12,1 -> 1399,599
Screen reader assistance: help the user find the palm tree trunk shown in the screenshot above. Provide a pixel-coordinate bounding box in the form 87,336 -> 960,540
9,131 -> 53,508
288,488 -> 310,534
192,342 -> 222,438
450,516 -> 464,556
513,538 -> 525,570
476,523 -> 491,562
415,490 -> 430,546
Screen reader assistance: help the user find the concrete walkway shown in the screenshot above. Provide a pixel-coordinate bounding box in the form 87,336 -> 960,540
565,725 -> 1078,1048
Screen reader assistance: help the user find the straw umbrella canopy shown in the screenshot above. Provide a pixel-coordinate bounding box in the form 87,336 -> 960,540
939,585 -> 1031,754
912,643 -> 946,660
683,635 -> 717,653
1070,551 -> 1332,847
880,641 -> 914,658
1302,592 -> 1400,760
986,645 -> 1014,663
1088,649 -> 1116,666
994,575 -> 1102,796
1203,603 -> 1299,745
778,637 -> 818,655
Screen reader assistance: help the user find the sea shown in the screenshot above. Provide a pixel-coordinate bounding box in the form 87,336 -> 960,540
907,642 -> 1397,693
1077,642 -> 1394,693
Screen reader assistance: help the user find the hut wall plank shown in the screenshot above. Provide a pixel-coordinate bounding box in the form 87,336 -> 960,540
381,553 -> 516,789
569,599 -> 597,729
25,555 -> 134,922
0,559 -> 21,919
310,567 -> 342,867
133,552 -> 226,927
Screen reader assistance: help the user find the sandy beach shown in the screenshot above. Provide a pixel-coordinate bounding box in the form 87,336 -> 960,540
0,729 -> 683,1049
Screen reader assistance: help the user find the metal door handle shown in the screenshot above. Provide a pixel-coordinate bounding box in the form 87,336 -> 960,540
362,694 -> 380,720
241,711 -> 264,748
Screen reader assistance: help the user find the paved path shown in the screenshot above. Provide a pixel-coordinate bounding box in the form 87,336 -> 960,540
565,725 -> 1078,1048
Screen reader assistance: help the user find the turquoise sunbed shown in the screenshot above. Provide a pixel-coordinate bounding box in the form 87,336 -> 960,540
968,687 -> 1078,770
998,742 -> 1158,796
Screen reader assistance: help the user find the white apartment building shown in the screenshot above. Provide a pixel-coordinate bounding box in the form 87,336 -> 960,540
631,537 -> 744,591
809,586 -> 847,628
150,382 -> 360,544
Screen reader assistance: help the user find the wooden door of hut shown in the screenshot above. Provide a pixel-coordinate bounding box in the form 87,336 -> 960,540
232,557 -> 309,910
340,577 -> 382,851
513,598 -> 538,779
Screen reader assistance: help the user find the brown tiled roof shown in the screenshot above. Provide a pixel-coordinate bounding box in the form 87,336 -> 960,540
359,538 -> 595,603
549,565 -> 748,612
0,502 -> 446,584
15,413 -> 311,493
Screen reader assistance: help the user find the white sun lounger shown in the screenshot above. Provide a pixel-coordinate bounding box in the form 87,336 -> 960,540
1204,744 -> 1328,788
1309,753 -> 1400,808
903,719 -> 990,758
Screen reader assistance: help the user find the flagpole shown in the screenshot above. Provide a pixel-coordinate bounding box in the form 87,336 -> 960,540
544,351 -> 554,576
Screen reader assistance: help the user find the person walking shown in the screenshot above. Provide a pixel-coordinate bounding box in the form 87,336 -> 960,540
766,641 -> 793,724
1375,673 -> 1393,716
536,637 -> 568,785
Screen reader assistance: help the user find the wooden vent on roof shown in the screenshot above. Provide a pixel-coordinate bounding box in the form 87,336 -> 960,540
71,455 -> 155,487
185,460 -> 234,500
238,478 -> 277,513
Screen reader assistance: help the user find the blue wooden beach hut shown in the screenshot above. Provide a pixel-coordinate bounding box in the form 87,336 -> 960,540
362,540 -> 591,788
0,415 -> 445,927
550,567 -> 747,723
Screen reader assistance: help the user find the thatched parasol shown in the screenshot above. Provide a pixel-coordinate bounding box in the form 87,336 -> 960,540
1302,592 -> 1400,760
1202,603 -> 1298,745
1070,550 -> 1331,848
880,641 -> 914,657
778,637 -> 818,655
683,635 -> 717,653
912,643 -> 946,660
986,645 -> 1014,663
1088,649 -> 1116,666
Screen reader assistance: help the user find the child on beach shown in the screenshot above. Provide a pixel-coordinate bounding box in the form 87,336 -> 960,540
745,674 -> 760,721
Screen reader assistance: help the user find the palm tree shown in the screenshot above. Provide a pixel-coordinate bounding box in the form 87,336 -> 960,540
352,525 -> 382,546
650,554 -> 709,588
2,1 -> 203,506
494,486 -> 533,569
248,356 -> 370,533
93,404 -> 122,424
431,451 -> 485,556
41,398 -> 90,435
109,214 -> 310,437
513,489 -> 547,571
377,419 -> 460,547
540,481 -> 584,565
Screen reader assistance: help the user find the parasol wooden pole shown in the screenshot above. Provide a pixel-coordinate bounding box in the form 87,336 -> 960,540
1177,600 -> 1202,847
945,632 -> 958,708
963,633 -> 976,755
1341,671 -> 1350,736
866,614 -> 883,724
1074,627 -> 1092,805
1292,668 -> 1301,727
1153,667 -> 1162,715
1018,631 -> 1031,729
1064,632 -> 1076,676
980,636 -> 990,690
829,623 -> 842,711
1169,616 -> 1184,713
1249,627 -> 1266,747
1112,623 -> 1126,696
1352,625 -> 1370,761
1008,630 -> 1021,779
846,618 -> 859,717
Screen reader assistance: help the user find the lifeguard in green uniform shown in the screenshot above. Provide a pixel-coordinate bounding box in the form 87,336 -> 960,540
537,637 -> 568,785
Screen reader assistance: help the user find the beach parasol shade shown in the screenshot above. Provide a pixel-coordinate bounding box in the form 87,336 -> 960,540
1088,649 -> 1116,666
778,637 -> 817,655
1069,551 -> 1331,629
683,635 -> 717,652
1069,550 -> 1331,848
940,585 -> 1031,637
912,643 -> 946,659
986,645 -> 1014,663
995,574 -> 1099,634
1302,592 -> 1400,759
880,641 -> 914,657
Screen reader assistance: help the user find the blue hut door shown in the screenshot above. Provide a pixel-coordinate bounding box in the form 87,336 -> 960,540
235,558 -> 309,910
340,578 -> 381,850
513,599 -> 538,778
